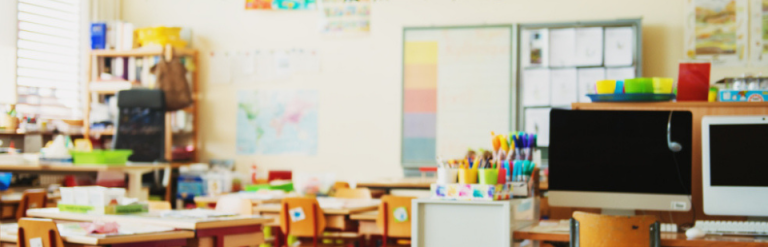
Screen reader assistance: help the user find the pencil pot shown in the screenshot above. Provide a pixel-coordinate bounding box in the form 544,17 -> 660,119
436,168 -> 458,184
478,169 -> 498,185
458,169 -> 477,184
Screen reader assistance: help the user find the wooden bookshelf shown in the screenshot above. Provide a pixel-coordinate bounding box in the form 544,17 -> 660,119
85,47 -> 200,163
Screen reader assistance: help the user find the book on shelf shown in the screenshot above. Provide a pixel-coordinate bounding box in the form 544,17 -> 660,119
89,80 -> 142,92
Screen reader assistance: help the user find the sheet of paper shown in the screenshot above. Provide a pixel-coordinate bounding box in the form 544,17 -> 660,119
604,27 -> 634,66
208,51 -> 232,84
273,50 -> 292,79
254,50 -> 275,81
548,28 -> 576,67
574,27 -> 604,66
305,49 -> 321,74
577,68 -> 606,102
522,69 -> 551,106
525,108 -> 551,147
521,29 -> 549,67
605,67 -> 636,81
232,51 -> 256,84
549,68 -> 578,106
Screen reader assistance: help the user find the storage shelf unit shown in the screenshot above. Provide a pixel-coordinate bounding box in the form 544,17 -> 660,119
85,48 -> 200,162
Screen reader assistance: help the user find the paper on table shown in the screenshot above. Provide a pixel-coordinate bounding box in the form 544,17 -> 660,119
522,69 -> 551,106
605,67 -> 636,81
577,68 -> 606,102
574,27 -> 604,66
160,208 -> 237,219
604,27 -> 634,66
550,68 -> 578,106
549,28 -> 576,67
208,51 -> 232,84
525,108 -> 551,147
521,29 -> 549,67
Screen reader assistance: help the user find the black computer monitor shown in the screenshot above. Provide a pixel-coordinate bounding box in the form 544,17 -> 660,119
548,109 -> 692,214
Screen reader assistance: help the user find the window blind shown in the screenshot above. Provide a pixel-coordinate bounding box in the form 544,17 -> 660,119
16,0 -> 82,119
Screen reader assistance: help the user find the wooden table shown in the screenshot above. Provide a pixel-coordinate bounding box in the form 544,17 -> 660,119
513,220 -> 768,247
0,163 -> 185,200
193,194 -> 282,206
26,208 -> 272,247
255,198 -> 380,230
350,211 -> 381,237
1,223 -> 195,247
357,178 -> 434,191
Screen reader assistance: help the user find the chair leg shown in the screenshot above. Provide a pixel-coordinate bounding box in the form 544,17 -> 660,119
273,226 -> 283,247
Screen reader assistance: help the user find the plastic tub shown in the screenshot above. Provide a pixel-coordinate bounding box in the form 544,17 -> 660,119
71,150 -> 133,165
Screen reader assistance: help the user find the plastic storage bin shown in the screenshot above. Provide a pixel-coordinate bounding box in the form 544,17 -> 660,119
71,150 -> 133,165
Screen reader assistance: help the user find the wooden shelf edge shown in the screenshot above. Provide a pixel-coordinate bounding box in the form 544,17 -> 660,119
90,47 -> 198,57
573,101 -> 768,108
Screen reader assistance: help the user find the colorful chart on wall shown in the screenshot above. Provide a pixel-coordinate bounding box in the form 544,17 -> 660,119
402,26 -> 513,167
245,0 -> 317,10
237,90 -> 318,155
685,0 -> 749,66
321,0 -> 371,34
750,0 -> 768,65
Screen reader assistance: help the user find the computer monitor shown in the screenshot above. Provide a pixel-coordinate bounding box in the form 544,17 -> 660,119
548,109 -> 692,214
702,115 -> 768,217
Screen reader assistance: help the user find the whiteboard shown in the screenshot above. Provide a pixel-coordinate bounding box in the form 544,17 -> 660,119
402,26 -> 513,167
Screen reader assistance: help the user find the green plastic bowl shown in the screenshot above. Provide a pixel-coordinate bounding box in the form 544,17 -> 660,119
71,150 -> 133,165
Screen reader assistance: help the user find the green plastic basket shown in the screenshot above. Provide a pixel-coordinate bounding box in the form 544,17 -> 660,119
71,150 -> 133,165
245,182 -> 293,192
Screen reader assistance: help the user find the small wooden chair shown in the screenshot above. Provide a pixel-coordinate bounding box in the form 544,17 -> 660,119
147,201 -> 172,212
17,218 -> 65,247
374,195 -> 415,247
334,188 -> 372,199
570,211 -> 660,247
279,197 -> 362,247
16,189 -> 47,220
215,196 -> 253,216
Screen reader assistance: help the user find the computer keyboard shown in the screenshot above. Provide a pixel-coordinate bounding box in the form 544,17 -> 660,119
694,220 -> 768,236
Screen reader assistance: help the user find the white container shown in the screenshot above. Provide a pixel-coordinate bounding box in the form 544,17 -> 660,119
59,187 -> 74,204
436,168 -> 458,184
88,186 -> 109,208
106,188 -> 126,205
72,186 -> 92,206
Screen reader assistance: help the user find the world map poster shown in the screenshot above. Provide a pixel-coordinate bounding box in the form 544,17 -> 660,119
237,90 -> 318,155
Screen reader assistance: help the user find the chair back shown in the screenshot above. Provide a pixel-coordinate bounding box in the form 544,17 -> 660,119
16,189 -> 47,220
570,211 -> 660,247
279,197 -> 326,238
215,196 -> 253,216
17,218 -> 65,247
113,89 -> 166,162
376,195 -> 416,238
147,201 -> 172,212
335,188 -> 372,199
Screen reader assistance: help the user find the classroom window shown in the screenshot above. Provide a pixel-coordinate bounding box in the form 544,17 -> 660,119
15,0 -> 85,119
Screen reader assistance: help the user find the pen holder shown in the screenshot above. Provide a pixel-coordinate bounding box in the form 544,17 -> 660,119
478,169 -> 498,185
497,168 -> 507,184
458,169 -> 477,184
436,168 -> 458,184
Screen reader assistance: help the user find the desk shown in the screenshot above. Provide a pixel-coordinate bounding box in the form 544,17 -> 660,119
0,223 -> 195,247
0,163 -> 184,200
514,221 -> 768,247
357,178 -> 434,192
26,208 -> 271,247
255,198 -> 380,230
350,211 -> 381,238
193,194 -> 282,206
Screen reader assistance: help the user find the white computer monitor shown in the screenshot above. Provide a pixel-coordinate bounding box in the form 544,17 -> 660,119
702,115 -> 768,217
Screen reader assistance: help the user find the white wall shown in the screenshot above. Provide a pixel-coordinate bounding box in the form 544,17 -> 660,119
0,0 -> 17,104
121,0 -> 766,181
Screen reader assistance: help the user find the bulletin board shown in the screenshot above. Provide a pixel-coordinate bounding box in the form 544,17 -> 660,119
516,18 -> 642,147
401,25 -> 515,168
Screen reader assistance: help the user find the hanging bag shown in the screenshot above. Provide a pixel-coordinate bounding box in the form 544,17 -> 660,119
151,45 -> 193,111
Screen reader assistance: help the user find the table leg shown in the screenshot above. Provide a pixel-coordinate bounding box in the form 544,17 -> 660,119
125,170 -> 146,200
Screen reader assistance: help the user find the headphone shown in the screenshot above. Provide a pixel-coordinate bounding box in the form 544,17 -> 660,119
667,111 -> 682,152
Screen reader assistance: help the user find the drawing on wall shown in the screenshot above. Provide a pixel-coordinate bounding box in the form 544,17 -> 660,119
750,0 -> 768,65
321,0 -> 371,34
246,0 -> 317,10
685,0 -> 748,66
236,90 -> 318,155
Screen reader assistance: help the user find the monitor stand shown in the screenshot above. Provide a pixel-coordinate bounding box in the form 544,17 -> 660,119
602,209 -> 635,216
